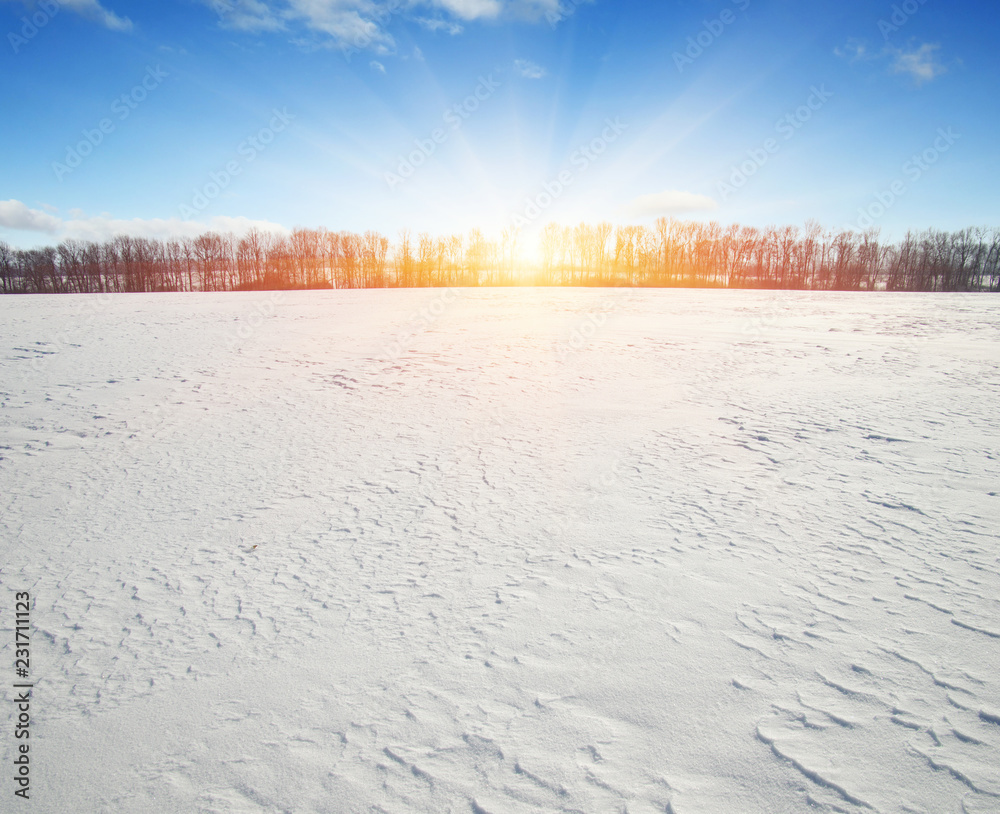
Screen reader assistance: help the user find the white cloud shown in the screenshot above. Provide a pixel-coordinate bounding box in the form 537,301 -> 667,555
63,0 -> 133,30
537,0 -> 587,25
0,201 -> 62,233
513,58 -> 546,79
0,200 -> 288,244
370,59 -> 386,73
833,38 -> 871,63
836,38 -> 947,86
289,0 -> 392,48
430,0 -> 502,20
202,0 -> 573,51
624,190 -> 719,218
2,0 -> 133,30
209,0 -> 285,31
889,43 -> 946,84
415,16 -> 464,34
429,0 -> 565,22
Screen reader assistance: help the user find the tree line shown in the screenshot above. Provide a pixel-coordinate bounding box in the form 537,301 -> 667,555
1,219 -> 998,294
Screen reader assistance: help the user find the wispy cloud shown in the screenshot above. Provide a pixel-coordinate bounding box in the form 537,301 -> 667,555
540,0 -> 590,26
202,0 -> 572,52
507,0 -> 563,22
836,38 -> 947,86
64,0 -> 133,30
888,43 -> 947,85
2,0 -> 133,31
513,58 -> 546,79
370,59 -> 386,74
431,0 -> 564,22
431,0 -> 502,20
210,0 -> 285,32
0,200 -> 288,244
623,190 -> 718,218
834,38 -> 872,64
416,16 -> 464,35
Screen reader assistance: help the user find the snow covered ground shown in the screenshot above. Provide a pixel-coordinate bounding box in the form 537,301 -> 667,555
1,288 -> 999,814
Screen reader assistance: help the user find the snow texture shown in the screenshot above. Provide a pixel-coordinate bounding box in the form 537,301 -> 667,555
1,288 -> 999,813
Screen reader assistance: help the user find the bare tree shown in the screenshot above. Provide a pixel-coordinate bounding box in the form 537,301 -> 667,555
3,219 -> 999,295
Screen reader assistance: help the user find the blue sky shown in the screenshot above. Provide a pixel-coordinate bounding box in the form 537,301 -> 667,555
1,0 -> 998,249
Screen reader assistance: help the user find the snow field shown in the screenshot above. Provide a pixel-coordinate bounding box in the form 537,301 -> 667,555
1,289 -> 998,813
